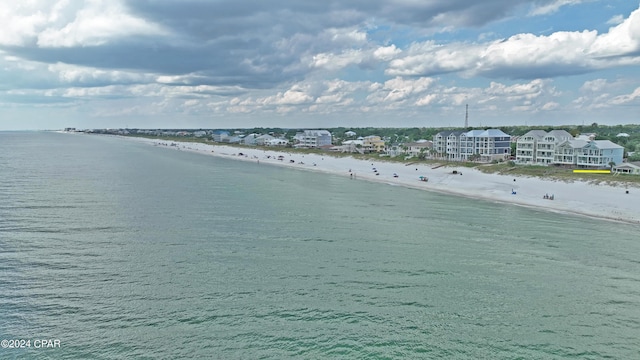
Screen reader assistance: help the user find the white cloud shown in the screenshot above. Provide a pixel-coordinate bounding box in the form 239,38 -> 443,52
386,6 -> 640,79
48,62 -> 152,84
386,41 -> 478,76
580,78 -> 609,93
485,79 -> 551,100
610,87 -> 640,105
260,87 -> 314,106
325,28 -> 368,46
541,101 -> 559,110
529,0 -> 586,16
0,0 -> 166,47
478,30 -> 597,71
373,45 -> 401,61
415,94 -> 438,106
590,6 -> 640,57
607,14 -> 625,26
1,1 -> 639,129
37,0 -> 166,47
0,4 -> 48,46
366,76 -> 436,104
311,49 -> 365,71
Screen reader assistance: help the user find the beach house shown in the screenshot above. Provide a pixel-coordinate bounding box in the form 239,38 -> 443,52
515,130 -> 546,164
336,139 -> 364,153
537,130 -> 574,164
404,140 -> 432,158
613,162 -> 640,175
433,129 -> 511,162
212,130 -> 229,142
516,129 -> 573,164
255,134 -> 275,146
362,136 -> 386,153
554,140 -> 624,168
293,130 -> 332,148
433,130 -> 461,159
242,133 -> 259,145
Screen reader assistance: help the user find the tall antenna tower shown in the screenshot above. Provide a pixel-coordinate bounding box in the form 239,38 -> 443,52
464,104 -> 469,128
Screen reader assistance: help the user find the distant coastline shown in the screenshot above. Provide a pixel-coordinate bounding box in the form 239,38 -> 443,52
116,135 -> 640,224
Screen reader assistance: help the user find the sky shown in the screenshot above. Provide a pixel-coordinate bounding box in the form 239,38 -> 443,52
1,0 -> 639,130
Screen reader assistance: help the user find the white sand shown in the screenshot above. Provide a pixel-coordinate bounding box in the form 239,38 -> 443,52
130,137 -> 640,224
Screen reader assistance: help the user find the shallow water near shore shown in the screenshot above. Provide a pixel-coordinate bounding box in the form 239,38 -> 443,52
2,131 -> 640,359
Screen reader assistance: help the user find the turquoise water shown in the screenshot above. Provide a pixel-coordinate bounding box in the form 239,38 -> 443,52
1,132 -> 639,359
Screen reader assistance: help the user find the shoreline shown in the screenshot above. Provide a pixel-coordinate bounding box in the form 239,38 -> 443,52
126,136 -> 640,224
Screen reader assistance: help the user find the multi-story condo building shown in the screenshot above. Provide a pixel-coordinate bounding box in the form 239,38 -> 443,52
516,130 -> 573,164
293,130 -> 332,148
433,130 -> 462,159
536,130 -> 573,164
433,129 -> 511,161
515,130 -> 546,164
554,140 -> 624,167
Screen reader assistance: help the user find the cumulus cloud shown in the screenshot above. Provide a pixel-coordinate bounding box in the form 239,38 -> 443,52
386,41 -> 479,77
387,6 -> 640,79
0,0 -> 166,47
37,1 -> 166,47
0,0 -> 639,128
590,7 -> 640,58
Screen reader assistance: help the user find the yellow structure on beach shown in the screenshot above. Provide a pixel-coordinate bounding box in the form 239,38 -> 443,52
572,169 -> 611,174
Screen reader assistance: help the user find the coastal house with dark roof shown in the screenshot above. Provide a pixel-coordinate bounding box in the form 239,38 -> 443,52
433,130 -> 458,158
434,129 -> 511,161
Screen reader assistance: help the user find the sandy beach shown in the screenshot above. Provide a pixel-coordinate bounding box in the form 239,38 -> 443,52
129,137 -> 640,224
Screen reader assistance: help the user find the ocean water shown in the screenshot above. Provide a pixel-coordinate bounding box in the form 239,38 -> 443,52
1,131 -> 639,359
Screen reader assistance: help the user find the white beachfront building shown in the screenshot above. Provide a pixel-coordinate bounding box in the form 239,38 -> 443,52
336,139 -> 364,153
554,140 -> 624,167
433,129 -> 511,161
254,134 -> 275,146
242,133 -> 260,145
614,162 -> 640,175
293,130 -> 332,148
433,130 -> 462,159
404,140 -> 433,158
516,129 -> 573,165
265,138 -> 289,147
